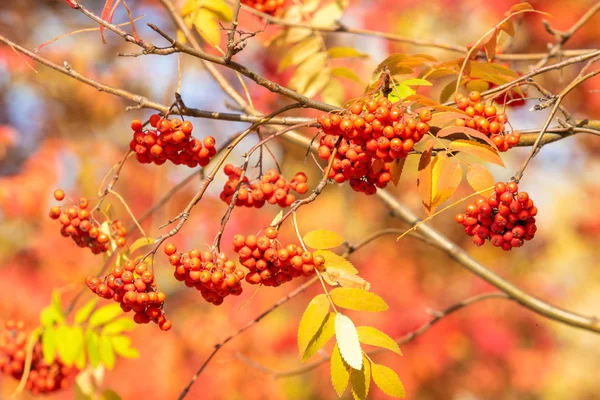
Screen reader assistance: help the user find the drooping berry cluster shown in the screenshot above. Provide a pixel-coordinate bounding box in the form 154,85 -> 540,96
454,91 -> 521,152
233,227 -> 324,287
85,261 -> 171,331
0,321 -> 72,395
318,135 -> 392,195
242,0 -> 285,15
318,95 -> 431,162
165,244 -> 245,306
129,116 -> 217,167
220,165 -> 309,208
455,182 -> 538,250
49,189 -> 126,254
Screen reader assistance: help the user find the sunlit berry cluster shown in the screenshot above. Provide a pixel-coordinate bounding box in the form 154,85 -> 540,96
220,164 -> 309,208
129,116 -> 216,167
242,0 -> 286,15
454,91 -> 521,152
49,189 -> 126,254
233,227 -> 324,287
318,95 -> 431,162
85,261 -> 171,331
165,243 -> 245,306
0,321 -> 72,395
318,135 -> 392,195
455,182 -> 538,250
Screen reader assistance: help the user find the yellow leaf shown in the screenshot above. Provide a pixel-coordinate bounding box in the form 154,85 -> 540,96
327,47 -> 368,58
55,325 -> 83,367
312,2 -> 343,26
437,126 -> 498,148
335,313 -> 362,370
193,9 -> 221,46
371,363 -> 405,398
356,326 -> 402,355
466,79 -> 490,93
350,354 -> 370,400
321,78 -> 345,107
278,37 -> 322,72
298,294 -> 331,357
449,139 -> 505,167
418,152 -> 463,214
303,68 -> 332,98
110,335 -> 139,359
289,52 -> 328,94
509,2 -> 533,14
201,0 -> 233,21
129,237 -> 155,254
270,211 -> 283,226
331,344 -> 349,397
75,299 -> 98,324
42,326 -> 56,365
331,67 -> 362,83
89,303 -> 123,328
303,229 -> 344,250
323,269 -> 371,290
316,250 -> 358,274
466,165 -> 495,195
99,334 -> 116,369
303,312 -> 336,361
86,330 -> 101,368
439,78 -> 458,103
330,288 -> 388,312
390,158 -> 405,186
300,0 -> 321,13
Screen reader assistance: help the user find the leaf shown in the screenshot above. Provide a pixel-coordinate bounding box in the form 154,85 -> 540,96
509,2 -> 533,14
390,158 -> 406,186
55,325 -> 83,367
350,354 -> 371,400
75,299 -> 98,324
52,290 -> 62,314
394,84 -> 416,99
86,330 -> 101,368
356,326 -> 402,355
399,78 -> 432,87
331,344 -> 350,397
289,52 -> 328,94
315,250 -> 358,274
102,317 -> 136,335
330,288 -> 388,312
270,210 -> 284,226
371,363 -> 405,398
331,67 -> 362,83
279,37 -> 322,72
99,334 -> 116,369
465,79 -> 490,93
298,294 -> 331,357
323,270 -> 370,290
466,165 -> 495,195
193,9 -> 221,46
439,79 -> 458,103
128,237 -> 155,254
303,229 -> 344,249
109,335 -> 139,359
302,312 -> 336,361
321,78 -> 346,107
484,29 -> 499,61
418,152 -> 463,214
328,47 -> 368,58
312,2 -> 343,26
101,390 -> 122,400
88,303 -> 123,328
335,313 -> 362,370
437,126 -> 498,148
429,112 -> 468,128
40,305 -> 64,327
303,68 -> 332,98
100,0 -> 116,44
499,20 -> 515,36
201,0 -> 233,21
449,139 -> 505,167
42,326 -> 56,365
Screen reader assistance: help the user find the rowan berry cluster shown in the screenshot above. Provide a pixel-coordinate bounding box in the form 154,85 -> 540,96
318,95 -> 431,162
0,321 -> 72,395
49,189 -> 126,254
318,134 -> 392,195
85,261 -> 171,331
242,0 -> 285,15
165,244 -> 245,306
129,116 -> 216,167
454,91 -> 521,152
455,181 -> 538,250
233,227 -> 324,287
220,164 -> 309,208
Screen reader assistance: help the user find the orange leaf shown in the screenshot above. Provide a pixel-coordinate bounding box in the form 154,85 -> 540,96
100,0 -> 117,44
429,112 -> 468,128
509,2 -> 533,14
449,140 -> 505,167
484,30 -> 499,61
418,152 -> 463,214
499,20 -> 515,36
466,165 -> 495,195
390,158 -> 406,186
437,126 -> 498,149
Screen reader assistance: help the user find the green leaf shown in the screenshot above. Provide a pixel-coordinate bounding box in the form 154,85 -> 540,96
298,294 -> 331,357
52,290 -> 62,313
42,326 -> 56,365
75,338 -> 86,370
86,330 -> 101,368
357,326 -> 402,355
55,325 -> 83,367
316,250 -> 357,274
99,334 -> 116,369
335,313 -> 362,370
279,37 -> 322,72
75,299 -> 98,324
394,83 -> 416,99
330,288 -> 388,312
331,67 -> 361,83
350,354 -> 371,400
40,305 -> 64,327
129,237 -> 155,254
303,229 -> 344,250
303,312 -> 336,361
102,318 -> 136,335
327,47 -> 368,58
331,344 -> 350,397
89,303 -> 123,328
371,363 -> 405,398
109,335 -> 139,359
399,78 -> 432,87
101,390 -> 122,400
